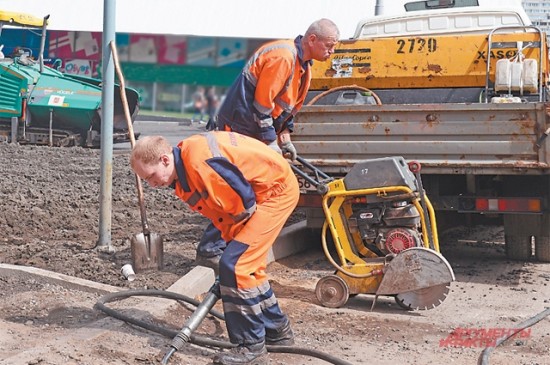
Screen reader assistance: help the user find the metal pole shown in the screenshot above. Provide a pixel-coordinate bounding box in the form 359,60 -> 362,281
152,82 -> 158,111
97,0 -> 116,249
38,15 -> 50,73
375,0 -> 385,16
10,117 -> 17,143
49,109 -> 53,146
180,84 -> 187,113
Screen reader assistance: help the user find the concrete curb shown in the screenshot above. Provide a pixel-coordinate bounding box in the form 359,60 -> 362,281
0,263 -> 120,294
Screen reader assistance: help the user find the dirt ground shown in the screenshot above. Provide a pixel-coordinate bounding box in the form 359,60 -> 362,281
1,138 -> 549,365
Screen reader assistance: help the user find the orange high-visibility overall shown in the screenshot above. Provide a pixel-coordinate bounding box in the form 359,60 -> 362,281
216,36 -> 312,143
173,131 -> 299,345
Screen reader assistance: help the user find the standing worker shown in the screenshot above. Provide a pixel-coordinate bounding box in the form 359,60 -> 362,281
130,133 -> 300,365
196,18 -> 340,271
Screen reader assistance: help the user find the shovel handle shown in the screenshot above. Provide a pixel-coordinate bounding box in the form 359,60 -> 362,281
110,41 -> 136,148
134,175 -> 149,233
111,41 -> 149,233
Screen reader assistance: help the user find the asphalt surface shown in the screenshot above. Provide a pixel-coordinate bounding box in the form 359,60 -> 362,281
114,119 -> 205,151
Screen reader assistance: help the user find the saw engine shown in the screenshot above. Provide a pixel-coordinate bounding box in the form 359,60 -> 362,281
292,156 -> 455,311
349,201 -> 423,255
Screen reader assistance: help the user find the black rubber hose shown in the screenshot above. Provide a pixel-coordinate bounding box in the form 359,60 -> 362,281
266,345 -> 354,364
95,289 -> 355,365
478,307 -> 550,365
95,289 -> 231,348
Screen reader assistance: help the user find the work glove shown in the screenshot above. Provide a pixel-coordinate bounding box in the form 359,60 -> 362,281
281,141 -> 297,161
267,139 -> 282,154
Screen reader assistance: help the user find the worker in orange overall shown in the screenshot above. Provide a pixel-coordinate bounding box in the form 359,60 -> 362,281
130,132 -> 299,365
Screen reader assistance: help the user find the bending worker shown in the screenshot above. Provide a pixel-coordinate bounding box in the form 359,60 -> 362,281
130,133 -> 299,365
196,18 -> 340,270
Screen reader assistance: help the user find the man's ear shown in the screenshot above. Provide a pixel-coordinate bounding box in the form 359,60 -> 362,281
160,153 -> 170,166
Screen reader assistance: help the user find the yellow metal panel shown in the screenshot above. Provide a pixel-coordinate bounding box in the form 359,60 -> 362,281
311,32 -> 548,90
337,270 -> 383,295
0,11 -> 46,28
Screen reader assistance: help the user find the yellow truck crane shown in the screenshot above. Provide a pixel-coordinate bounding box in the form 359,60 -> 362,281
292,0 -> 550,262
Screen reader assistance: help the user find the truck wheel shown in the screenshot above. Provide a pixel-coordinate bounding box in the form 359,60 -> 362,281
535,213 -> 550,262
505,235 -> 532,260
503,214 -> 535,260
535,236 -> 550,262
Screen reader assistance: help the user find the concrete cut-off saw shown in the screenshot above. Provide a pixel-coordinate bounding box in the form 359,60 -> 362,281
292,156 -> 455,311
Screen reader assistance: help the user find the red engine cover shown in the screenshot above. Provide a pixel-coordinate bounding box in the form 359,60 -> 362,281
385,228 -> 418,254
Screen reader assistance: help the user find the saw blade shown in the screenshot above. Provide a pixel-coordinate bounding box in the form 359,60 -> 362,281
376,247 -> 455,296
395,283 -> 451,310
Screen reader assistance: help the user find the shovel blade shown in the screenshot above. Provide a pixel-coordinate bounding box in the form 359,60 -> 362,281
131,232 -> 164,272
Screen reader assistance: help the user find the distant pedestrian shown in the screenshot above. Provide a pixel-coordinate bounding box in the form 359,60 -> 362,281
205,86 -> 220,130
191,86 -> 206,124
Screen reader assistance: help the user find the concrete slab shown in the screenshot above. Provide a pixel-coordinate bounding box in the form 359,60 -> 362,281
0,263 -> 120,294
269,220 -> 317,263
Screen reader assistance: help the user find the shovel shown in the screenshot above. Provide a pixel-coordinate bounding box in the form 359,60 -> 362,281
110,41 -> 164,272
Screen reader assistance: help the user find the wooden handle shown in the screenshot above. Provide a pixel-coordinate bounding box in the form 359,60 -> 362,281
110,41 -> 149,232
110,41 -> 137,148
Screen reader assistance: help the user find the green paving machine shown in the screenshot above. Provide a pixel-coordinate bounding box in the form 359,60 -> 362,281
0,10 -> 139,147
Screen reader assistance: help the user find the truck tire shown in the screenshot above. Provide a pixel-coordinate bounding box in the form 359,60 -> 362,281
505,235 -> 532,260
535,213 -> 550,262
503,214 -> 535,260
535,236 -> 550,262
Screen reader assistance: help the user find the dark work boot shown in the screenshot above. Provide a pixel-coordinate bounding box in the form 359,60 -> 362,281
265,320 -> 295,346
213,342 -> 268,365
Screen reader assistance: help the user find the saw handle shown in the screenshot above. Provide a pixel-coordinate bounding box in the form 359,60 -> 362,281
408,161 -> 435,250
291,155 -> 333,195
295,156 -> 332,180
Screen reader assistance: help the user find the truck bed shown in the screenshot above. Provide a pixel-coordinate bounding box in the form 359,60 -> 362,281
292,102 -> 550,176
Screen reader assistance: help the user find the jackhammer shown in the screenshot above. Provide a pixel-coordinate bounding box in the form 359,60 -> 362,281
161,280 -> 221,364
